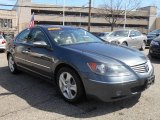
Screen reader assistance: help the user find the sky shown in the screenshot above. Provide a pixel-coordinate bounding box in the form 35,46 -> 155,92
0,0 -> 160,12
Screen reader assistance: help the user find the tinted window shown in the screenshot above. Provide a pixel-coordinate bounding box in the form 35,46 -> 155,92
15,29 -> 30,43
98,33 -> 109,37
28,28 -> 49,45
98,33 -> 105,37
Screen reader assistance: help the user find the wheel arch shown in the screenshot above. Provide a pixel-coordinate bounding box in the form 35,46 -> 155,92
54,63 -> 86,92
122,41 -> 128,46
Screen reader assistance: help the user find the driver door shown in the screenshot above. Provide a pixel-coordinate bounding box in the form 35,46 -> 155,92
24,28 -> 53,78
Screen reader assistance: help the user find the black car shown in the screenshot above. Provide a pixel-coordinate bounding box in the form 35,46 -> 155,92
149,36 -> 160,58
6,25 -> 154,103
147,29 -> 160,46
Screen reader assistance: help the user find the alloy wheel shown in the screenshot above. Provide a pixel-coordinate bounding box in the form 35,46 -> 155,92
8,56 -> 15,72
59,72 -> 77,100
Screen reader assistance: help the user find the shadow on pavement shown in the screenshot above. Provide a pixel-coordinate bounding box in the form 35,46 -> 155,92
0,66 -> 140,118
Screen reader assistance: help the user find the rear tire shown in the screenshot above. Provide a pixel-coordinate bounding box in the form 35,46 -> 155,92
8,54 -> 18,74
56,67 -> 84,103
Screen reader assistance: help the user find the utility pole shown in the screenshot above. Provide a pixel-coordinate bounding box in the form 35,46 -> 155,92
123,1 -> 127,29
88,0 -> 91,32
63,0 -> 65,26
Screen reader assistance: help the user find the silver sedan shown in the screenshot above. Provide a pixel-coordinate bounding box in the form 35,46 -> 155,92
106,29 -> 147,50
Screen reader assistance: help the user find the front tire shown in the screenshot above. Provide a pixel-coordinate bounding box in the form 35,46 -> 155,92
56,67 -> 84,103
122,41 -> 127,46
8,54 -> 18,74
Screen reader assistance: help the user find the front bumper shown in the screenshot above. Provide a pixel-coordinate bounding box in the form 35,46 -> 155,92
82,71 -> 155,102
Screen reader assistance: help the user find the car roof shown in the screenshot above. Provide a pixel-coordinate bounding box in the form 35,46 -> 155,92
113,29 -> 138,32
35,25 -> 78,30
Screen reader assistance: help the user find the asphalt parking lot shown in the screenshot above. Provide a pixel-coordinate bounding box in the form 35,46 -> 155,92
0,49 -> 160,120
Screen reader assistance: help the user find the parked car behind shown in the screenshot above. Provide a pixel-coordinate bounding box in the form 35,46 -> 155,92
106,29 -> 147,50
147,29 -> 160,46
98,32 -> 111,41
6,25 -> 154,103
149,36 -> 160,58
0,35 -> 6,52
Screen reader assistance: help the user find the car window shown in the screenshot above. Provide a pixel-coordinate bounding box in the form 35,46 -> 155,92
135,31 -> 141,36
28,28 -> 50,45
110,30 -> 129,37
130,31 -> 136,37
15,29 -> 30,43
98,33 -> 109,37
98,33 -> 105,37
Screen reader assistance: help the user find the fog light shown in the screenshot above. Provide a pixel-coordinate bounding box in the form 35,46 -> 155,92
116,91 -> 122,96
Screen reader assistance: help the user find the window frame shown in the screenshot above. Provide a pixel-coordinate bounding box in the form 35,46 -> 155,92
27,28 -> 52,48
14,29 -> 30,43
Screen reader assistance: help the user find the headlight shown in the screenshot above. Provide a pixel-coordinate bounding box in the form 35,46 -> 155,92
87,62 -> 132,76
150,41 -> 159,46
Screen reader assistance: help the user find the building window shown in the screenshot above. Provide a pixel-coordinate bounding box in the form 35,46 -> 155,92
0,19 -> 12,28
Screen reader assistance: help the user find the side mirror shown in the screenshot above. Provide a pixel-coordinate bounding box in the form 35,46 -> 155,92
33,41 -> 48,48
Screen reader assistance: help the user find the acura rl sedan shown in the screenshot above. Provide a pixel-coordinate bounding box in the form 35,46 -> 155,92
6,25 -> 155,103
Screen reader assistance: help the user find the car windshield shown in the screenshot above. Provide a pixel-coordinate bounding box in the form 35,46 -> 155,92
109,30 -> 129,37
48,28 -> 103,45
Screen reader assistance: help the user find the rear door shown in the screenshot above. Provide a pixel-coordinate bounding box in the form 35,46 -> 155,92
13,29 -> 30,68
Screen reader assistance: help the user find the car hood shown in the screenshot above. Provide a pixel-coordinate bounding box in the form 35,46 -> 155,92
66,42 -> 147,66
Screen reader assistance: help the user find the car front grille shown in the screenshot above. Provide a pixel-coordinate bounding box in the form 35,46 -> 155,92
130,62 -> 149,73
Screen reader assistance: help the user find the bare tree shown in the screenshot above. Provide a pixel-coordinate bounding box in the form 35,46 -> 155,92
98,0 -> 141,31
